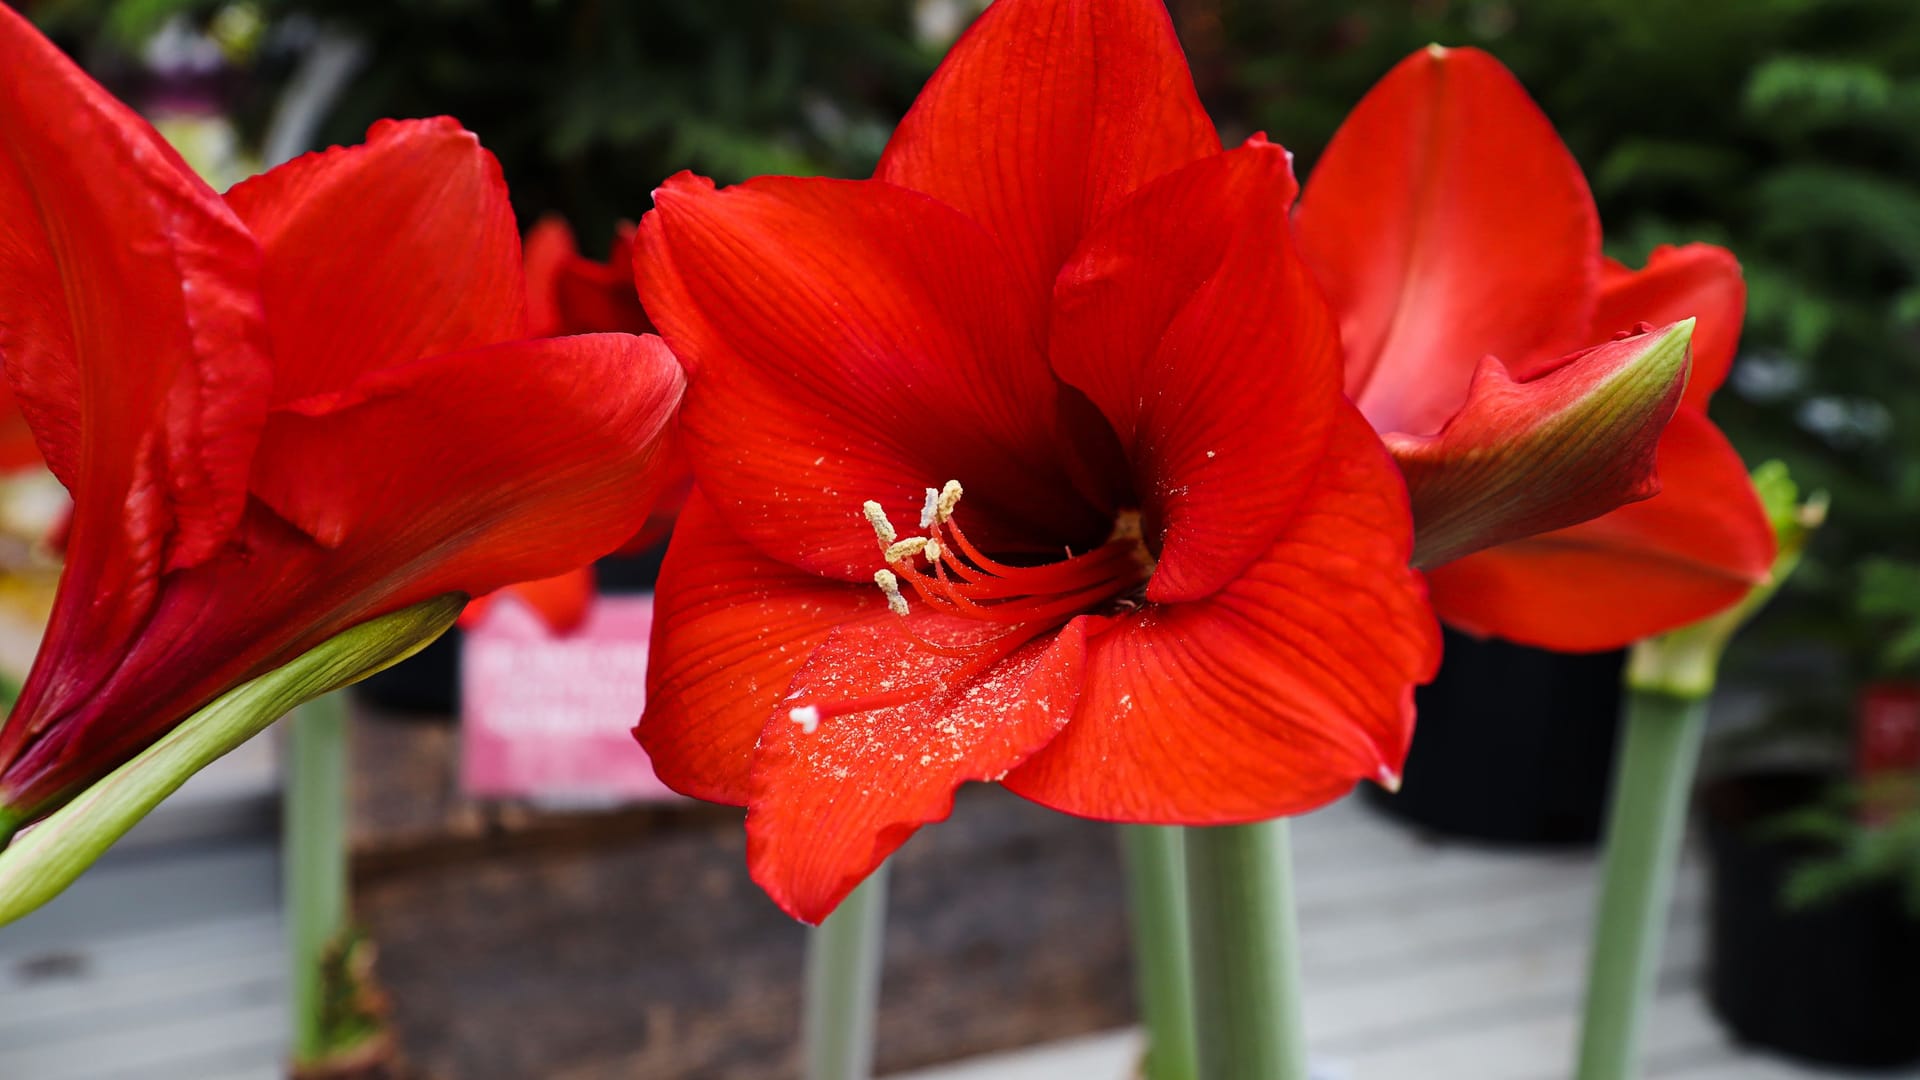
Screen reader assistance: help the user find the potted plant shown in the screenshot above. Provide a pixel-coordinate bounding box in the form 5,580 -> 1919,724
1700,559 -> 1920,1068
1364,633 -> 1627,845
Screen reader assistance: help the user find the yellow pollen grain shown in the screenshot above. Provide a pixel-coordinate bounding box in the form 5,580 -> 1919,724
863,500 -> 897,546
884,537 -> 928,562
874,568 -> 909,617
936,480 -> 963,523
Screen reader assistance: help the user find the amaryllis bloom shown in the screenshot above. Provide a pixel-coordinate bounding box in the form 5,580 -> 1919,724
524,214 -> 689,560
458,217 -> 670,635
633,0 -> 1686,922
0,8 -> 683,826
523,215 -> 654,339
1295,45 -> 1777,651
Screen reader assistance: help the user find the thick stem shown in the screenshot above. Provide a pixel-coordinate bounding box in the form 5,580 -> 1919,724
1123,825 -> 1199,1080
1575,689 -> 1709,1080
803,862 -> 890,1080
1184,820 -> 1309,1080
286,691 -> 352,1065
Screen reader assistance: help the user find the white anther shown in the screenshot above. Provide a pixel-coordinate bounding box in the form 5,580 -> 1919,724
919,488 -> 941,529
789,705 -> 821,734
936,480 -> 963,523
884,537 -> 928,562
923,537 -> 943,564
875,568 -> 910,617
863,501 -> 897,546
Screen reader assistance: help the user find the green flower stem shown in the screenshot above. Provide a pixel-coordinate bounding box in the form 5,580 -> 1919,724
1575,689 -> 1709,1080
1123,825 -> 1198,1080
1184,819 -> 1309,1080
287,691 -> 352,1065
0,595 -> 462,927
804,861 -> 890,1080
1575,462 -> 1824,1080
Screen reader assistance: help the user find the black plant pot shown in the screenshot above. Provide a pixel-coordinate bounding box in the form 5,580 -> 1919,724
1364,628 -> 1626,846
1703,770 -> 1920,1070
351,546 -> 669,718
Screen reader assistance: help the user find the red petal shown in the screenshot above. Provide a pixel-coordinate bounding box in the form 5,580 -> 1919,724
522,216 -> 576,337
1052,137 -> 1343,602
2,334 -> 684,815
1428,407 -> 1776,651
525,215 -> 652,337
459,566 -> 597,633
1586,244 -> 1744,407
637,172 -> 1105,579
1004,405 -> 1440,821
638,491 -> 885,806
226,117 -> 527,405
875,0 -> 1219,299
0,380 -> 42,472
747,619 -> 1086,922
1296,45 -> 1598,437
0,6 -> 270,647
250,332 -> 679,556
1392,321 -> 1692,568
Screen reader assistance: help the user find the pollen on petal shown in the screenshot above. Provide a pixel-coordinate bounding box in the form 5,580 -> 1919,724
789,705 -> 821,734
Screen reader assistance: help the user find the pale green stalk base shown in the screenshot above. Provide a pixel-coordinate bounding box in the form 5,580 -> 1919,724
804,862 -> 890,1080
1575,689 -> 1709,1080
0,595 -> 462,927
1184,820 -> 1309,1080
1124,825 -> 1199,1080
287,692 -> 352,1065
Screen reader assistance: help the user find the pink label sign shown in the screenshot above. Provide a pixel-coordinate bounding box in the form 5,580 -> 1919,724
460,593 -> 680,804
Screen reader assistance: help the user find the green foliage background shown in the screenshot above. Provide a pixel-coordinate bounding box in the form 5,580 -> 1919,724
35,0 -> 1920,704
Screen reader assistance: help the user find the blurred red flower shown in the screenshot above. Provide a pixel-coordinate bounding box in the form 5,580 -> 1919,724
0,7 -> 684,823
523,215 -> 654,339
1296,46 -> 1777,651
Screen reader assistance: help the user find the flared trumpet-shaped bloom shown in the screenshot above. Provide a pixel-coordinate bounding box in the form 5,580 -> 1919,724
633,0 -> 1690,922
0,7 -> 684,822
1296,45 -> 1777,650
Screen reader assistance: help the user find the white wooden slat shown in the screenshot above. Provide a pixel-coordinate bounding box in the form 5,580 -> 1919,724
0,914 -> 282,994
0,1001 -> 285,1080
0,944 -> 283,1036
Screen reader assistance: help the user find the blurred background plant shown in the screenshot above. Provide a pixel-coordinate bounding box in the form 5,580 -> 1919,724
33,0 -> 1914,707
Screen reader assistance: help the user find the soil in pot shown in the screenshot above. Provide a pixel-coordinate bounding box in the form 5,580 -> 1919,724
1364,628 -> 1626,845
1703,769 -> 1920,1070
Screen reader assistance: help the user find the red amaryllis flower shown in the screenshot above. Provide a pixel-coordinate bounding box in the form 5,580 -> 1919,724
523,215 -> 654,338
1295,45 -> 1777,650
460,217 -> 671,634
0,7 -> 683,824
634,0 -> 1682,922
